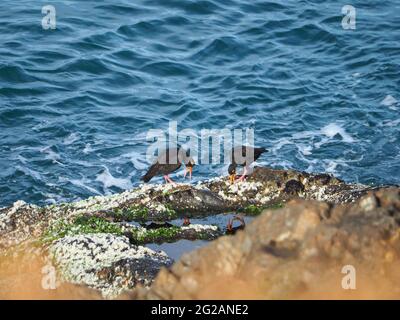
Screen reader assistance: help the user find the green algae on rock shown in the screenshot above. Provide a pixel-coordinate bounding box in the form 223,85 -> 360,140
111,206 -> 150,221
126,224 -> 221,245
41,216 -> 124,243
241,202 -> 285,216
41,215 -> 220,246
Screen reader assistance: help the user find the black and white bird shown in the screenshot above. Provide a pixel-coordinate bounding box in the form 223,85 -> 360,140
141,147 -> 195,226
141,147 -> 195,184
228,146 -> 268,183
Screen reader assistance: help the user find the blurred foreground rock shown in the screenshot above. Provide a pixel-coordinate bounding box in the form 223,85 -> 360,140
136,188 -> 400,299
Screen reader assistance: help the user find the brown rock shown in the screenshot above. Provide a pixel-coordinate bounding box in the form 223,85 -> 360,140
137,188 -> 400,299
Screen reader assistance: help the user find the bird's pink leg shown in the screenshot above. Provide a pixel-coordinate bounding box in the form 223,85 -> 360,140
166,175 -> 176,184
237,166 -> 248,182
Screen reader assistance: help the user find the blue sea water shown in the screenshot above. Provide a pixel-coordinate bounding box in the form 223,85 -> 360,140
0,0 -> 399,207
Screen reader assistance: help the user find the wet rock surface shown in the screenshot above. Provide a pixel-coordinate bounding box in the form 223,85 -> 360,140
136,188 -> 400,299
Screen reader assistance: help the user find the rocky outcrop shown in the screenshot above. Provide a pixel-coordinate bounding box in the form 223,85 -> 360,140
0,167 -> 377,250
0,166 -> 394,299
135,188 -> 400,299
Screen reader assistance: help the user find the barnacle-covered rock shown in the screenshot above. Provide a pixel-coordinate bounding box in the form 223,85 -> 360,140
48,234 -> 172,299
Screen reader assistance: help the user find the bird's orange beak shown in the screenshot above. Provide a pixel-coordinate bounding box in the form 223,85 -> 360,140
184,166 -> 193,179
229,174 -> 235,184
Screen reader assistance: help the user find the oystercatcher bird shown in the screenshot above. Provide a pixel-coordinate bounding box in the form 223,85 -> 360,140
228,146 -> 267,183
141,147 -> 195,184
141,147 -> 195,226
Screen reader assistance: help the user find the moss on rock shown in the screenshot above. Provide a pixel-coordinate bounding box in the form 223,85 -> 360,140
42,214 -> 220,246
241,202 -> 285,216
127,224 -> 221,245
130,226 -> 181,244
112,206 -> 150,221
42,216 -> 123,243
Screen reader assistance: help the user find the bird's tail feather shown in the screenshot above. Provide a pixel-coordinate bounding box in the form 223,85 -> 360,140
141,172 -> 152,183
141,164 -> 158,183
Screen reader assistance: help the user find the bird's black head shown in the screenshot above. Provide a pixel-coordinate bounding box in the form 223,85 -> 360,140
186,158 -> 195,168
228,163 -> 237,184
184,157 -> 195,179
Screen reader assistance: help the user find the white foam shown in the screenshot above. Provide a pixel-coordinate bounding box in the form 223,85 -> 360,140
40,146 -> 63,164
270,123 -> 354,162
122,131 -> 150,143
382,118 -> 400,127
17,155 -> 28,164
320,123 -> 354,143
270,137 -> 293,155
297,144 -> 312,156
96,167 -> 133,191
32,120 -> 49,131
63,133 -> 80,145
44,193 -> 68,205
381,95 -> 398,110
266,159 -> 293,170
59,176 -> 102,195
124,151 -> 148,170
83,143 -> 93,154
324,160 -> 339,174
